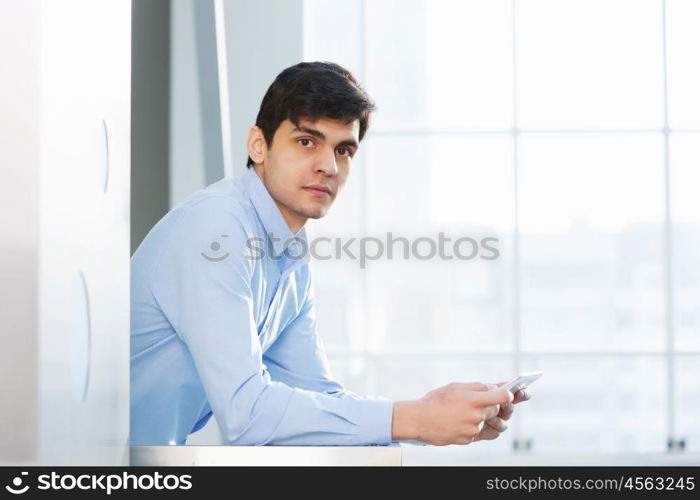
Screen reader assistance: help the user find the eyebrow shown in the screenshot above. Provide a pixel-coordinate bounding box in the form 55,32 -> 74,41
291,126 -> 359,151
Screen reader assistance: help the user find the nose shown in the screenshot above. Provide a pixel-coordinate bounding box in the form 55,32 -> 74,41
315,149 -> 338,176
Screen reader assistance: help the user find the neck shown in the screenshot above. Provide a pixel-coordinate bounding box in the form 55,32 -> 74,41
253,165 -> 306,235
276,203 -> 306,235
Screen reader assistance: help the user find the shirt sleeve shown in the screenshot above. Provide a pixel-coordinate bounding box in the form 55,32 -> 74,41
152,197 -> 394,446
262,269 -> 356,396
262,270 -> 394,439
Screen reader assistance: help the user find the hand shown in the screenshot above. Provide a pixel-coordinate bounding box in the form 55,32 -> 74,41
409,382 -> 514,446
473,383 -> 532,442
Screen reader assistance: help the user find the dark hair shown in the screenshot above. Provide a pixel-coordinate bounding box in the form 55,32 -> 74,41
247,61 -> 376,167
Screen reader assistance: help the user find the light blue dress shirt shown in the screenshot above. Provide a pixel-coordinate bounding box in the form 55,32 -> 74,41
130,167 -> 394,445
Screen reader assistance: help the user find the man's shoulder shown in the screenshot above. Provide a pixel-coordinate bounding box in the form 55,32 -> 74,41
172,177 -> 257,233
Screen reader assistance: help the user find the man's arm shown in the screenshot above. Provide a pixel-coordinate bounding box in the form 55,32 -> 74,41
261,272 -> 526,445
262,270 -> 362,398
152,197 -> 393,446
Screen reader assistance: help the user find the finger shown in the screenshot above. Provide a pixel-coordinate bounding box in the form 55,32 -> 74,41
512,389 -> 530,404
498,402 -> 515,420
512,389 -> 525,403
485,417 -> 508,433
476,427 -> 499,441
484,403 -> 501,421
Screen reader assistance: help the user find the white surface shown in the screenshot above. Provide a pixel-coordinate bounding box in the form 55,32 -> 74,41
0,0 -> 40,465
131,446 -> 402,466
132,444 -> 700,466
400,444 -> 700,466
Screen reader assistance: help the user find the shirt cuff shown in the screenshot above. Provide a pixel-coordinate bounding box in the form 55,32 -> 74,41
341,394 -> 394,445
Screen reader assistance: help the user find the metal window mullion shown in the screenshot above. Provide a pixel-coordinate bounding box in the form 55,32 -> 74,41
370,128 -> 700,136
660,0 -> 677,452
511,0 -> 526,452
327,350 -> 700,358
359,0 -> 376,397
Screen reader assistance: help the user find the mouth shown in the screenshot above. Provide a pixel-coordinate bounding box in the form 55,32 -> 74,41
303,185 -> 332,198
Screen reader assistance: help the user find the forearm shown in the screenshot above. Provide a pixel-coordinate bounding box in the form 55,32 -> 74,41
391,400 -> 424,441
220,380 -> 394,446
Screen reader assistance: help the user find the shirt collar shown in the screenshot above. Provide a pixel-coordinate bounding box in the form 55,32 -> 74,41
242,167 -> 309,264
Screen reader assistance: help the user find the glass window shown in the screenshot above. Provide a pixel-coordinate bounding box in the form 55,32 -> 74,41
675,356 -> 700,452
304,0 -> 694,456
520,356 -> 667,453
364,0 -> 513,131
518,134 -> 666,351
516,0 -> 664,130
670,133 -> 700,351
666,0 -> 700,129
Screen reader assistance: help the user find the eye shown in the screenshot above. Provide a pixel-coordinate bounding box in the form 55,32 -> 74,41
336,147 -> 353,157
297,138 -> 314,148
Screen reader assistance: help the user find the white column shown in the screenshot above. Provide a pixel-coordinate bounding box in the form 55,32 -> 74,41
219,0 -> 304,178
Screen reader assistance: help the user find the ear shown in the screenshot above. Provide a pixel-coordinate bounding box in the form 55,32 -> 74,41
247,126 -> 267,165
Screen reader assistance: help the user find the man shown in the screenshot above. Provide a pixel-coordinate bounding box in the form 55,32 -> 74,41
130,61 -> 530,446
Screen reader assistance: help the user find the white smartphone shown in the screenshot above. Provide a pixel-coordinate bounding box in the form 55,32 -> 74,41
497,371 -> 543,393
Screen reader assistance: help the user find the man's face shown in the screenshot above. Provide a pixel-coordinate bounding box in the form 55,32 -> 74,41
250,117 -> 360,232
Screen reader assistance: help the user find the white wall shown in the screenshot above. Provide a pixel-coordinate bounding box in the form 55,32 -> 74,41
0,0 -> 131,465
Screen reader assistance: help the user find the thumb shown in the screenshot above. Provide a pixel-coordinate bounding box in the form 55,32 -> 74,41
455,382 -> 491,392
473,387 -> 514,406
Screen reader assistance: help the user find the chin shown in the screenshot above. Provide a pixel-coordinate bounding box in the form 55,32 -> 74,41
301,205 -> 329,220
305,210 -> 327,220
